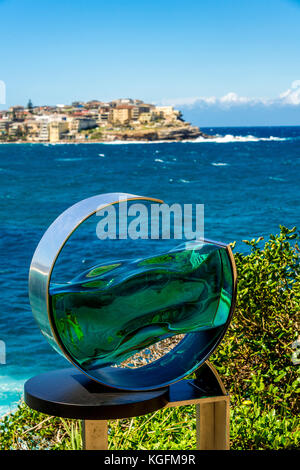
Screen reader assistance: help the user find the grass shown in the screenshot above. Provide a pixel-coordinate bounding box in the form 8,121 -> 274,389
0,226 -> 299,450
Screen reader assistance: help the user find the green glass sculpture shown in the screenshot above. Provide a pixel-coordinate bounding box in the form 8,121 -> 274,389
29,193 -> 237,391
51,242 -> 233,369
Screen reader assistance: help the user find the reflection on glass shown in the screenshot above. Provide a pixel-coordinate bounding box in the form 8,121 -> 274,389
50,241 -> 233,370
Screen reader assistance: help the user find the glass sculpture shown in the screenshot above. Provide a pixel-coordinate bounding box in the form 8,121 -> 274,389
29,193 -> 237,391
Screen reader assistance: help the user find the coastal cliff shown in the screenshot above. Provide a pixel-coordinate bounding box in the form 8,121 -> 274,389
90,124 -> 214,142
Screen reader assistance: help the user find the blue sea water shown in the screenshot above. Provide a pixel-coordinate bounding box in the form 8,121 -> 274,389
0,126 -> 299,415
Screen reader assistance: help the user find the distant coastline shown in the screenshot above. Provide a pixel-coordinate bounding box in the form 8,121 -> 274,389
0,98 -> 215,143
0,126 -> 214,144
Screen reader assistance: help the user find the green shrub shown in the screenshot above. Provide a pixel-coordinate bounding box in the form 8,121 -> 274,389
89,130 -> 103,140
1,226 -> 299,450
211,225 -> 299,414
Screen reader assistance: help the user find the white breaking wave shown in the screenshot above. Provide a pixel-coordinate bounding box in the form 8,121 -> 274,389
102,140 -> 170,144
187,134 -> 288,143
100,135 -> 289,144
55,158 -> 84,161
212,162 -> 229,166
269,176 -> 286,182
0,375 -> 25,416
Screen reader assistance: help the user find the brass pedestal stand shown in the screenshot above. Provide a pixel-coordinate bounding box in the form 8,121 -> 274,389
24,362 -> 229,450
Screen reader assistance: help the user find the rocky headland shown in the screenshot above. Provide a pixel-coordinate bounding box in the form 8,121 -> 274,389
90,123 -> 215,142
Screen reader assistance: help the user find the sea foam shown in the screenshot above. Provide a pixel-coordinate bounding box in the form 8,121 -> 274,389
187,134 -> 288,144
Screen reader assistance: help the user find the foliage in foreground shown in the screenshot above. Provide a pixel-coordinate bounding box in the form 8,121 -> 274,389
1,226 -> 299,450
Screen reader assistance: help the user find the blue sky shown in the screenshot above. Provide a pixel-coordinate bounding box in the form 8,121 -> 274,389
0,0 -> 300,125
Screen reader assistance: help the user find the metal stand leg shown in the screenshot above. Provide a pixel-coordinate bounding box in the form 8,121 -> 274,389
82,420 -> 108,450
196,398 -> 230,450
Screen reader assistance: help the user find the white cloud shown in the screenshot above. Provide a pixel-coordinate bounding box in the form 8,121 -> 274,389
160,96 -> 216,106
279,80 -> 300,105
219,92 -> 251,105
202,96 -> 217,104
162,81 -> 300,108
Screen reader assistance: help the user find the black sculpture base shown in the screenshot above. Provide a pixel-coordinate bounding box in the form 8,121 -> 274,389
24,362 -> 230,450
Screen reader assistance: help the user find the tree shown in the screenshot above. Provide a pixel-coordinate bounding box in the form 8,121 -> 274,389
27,99 -> 33,113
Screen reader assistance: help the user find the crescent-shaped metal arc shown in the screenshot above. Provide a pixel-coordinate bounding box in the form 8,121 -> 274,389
29,193 -> 163,358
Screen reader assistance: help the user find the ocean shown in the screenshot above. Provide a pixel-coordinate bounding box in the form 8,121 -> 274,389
0,126 -> 299,415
